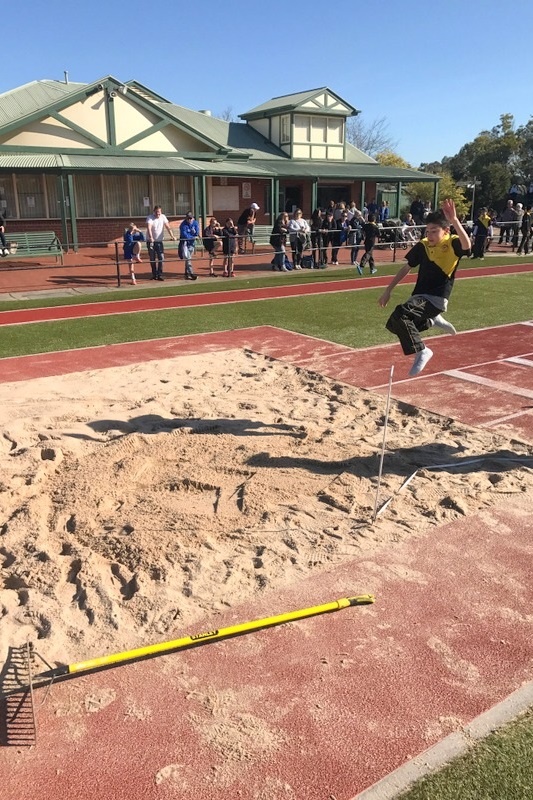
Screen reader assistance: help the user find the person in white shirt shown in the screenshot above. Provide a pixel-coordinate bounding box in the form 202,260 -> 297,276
287,208 -> 310,269
146,205 -> 175,280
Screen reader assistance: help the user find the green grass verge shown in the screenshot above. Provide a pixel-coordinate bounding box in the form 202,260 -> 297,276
1,272 -> 532,359
0,254 -> 528,313
399,708 -> 533,800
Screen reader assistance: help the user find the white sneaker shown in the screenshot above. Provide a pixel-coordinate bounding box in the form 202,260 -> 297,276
409,347 -> 433,377
432,314 -> 457,335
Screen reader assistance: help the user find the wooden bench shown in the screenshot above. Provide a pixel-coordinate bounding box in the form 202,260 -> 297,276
4,231 -> 64,264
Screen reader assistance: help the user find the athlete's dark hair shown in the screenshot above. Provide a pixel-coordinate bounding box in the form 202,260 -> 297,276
425,210 -> 448,227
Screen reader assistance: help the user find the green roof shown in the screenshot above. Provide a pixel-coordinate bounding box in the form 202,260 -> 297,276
0,77 -> 437,185
0,79 -> 86,127
251,159 -> 439,182
240,87 -> 358,119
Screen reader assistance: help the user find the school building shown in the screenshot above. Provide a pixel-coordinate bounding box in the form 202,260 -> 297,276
0,76 -> 439,248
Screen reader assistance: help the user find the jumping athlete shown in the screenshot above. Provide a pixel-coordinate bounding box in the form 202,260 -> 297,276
378,199 -> 471,376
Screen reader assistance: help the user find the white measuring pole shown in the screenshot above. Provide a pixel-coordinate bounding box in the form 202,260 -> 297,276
372,365 -> 394,523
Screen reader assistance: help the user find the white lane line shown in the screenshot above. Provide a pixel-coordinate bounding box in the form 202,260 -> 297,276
480,409 -> 533,427
506,356 -> 533,367
443,369 -> 533,400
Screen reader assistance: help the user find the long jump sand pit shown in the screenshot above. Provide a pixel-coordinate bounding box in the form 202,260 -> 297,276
1,347 -> 533,667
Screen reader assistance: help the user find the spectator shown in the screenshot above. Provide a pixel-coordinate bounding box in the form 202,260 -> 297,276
270,212 -> 289,271
288,208 -> 310,269
348,214 -> 363,267
146,205 -> 175,280
202,217 -> 223,276
334,201 -> 346,222
321,209 -> 337,265
410,196 -> 425,225
379,200 -> 390,223
366,197 -> 378,217
222,218 -> 239,276
517,205 -> 532,255
402,213 -> 418,243
357,213 -> 380,275
332,210 -> 350,265
346,201 -> 363,222
0,210 -> 9,256
237,202 -> 259,255
512,203 -> 524,250
179,211 -> 199,280
471,207 -> 491,259
123,222 -> 145,285
310,208 -> 325,268
498,199 -> 517,245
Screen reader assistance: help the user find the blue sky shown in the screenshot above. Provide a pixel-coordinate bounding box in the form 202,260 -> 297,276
3,0 -> 530,166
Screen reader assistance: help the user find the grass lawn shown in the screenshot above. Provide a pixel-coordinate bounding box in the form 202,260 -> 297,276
399,709 -> 533,800
1,271 -> 532,359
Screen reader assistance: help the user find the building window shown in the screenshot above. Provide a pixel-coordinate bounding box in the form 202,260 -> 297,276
130,175 -> 150,216
280,115 -> 290,144
311,118 -> 327,144
0,175 -> 16,218
16,174 -> 46,219
153,174 -> 174,213
74,174 -> 104,217
45,175 -> 60,218
174,176 -> 191,215
103,174 -> 129,217
294,115 -> 311,143
327,118 -> 344,144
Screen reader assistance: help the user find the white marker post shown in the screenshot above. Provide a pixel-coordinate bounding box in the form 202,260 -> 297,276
372,365 -> 394,523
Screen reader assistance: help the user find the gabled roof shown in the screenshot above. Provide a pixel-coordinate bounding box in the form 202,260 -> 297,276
240,87 -> 358,120
0,79 -> 86,127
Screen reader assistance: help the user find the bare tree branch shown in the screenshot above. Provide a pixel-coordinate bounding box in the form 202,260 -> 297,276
346,116 -> 398,159
216,106 -> 237,122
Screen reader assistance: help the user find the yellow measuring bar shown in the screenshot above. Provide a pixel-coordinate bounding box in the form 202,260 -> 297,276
37,594 -> 374,681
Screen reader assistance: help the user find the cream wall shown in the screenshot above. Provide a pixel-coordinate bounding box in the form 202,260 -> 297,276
125,124 -> 214,153
0,117 -> 96,148
59,93 -> 109,141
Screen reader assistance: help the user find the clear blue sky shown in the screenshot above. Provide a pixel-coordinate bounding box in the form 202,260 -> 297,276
3,0 -> 530,166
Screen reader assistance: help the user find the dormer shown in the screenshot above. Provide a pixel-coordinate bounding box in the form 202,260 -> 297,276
239,87 -> 358,161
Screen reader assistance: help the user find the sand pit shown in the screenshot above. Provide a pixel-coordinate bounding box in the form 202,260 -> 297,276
1,348 -> 532,667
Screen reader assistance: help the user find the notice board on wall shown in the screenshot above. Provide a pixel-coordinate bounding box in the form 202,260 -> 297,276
212,186 -> 240,211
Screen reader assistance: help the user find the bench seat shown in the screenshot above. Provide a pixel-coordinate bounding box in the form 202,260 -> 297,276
4,231 -> 64,264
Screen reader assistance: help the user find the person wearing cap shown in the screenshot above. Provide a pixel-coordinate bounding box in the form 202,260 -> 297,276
237,202 -> 259,254
178,211 -> 200,280
146,205 -> 175,280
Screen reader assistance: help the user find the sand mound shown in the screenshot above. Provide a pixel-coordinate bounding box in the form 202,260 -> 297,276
1,348 -> 532,666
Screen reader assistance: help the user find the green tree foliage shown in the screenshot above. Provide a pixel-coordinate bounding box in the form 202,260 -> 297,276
443,113 -> 530,211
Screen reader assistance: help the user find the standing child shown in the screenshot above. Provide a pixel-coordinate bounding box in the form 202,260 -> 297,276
378,199 -> 471,376
348,213 -> 363,266
222,218 -> 239,276
123,222 -> 145,285
203,217 -> 223,275
471,207 -> 491,259
358,214 -> 380,275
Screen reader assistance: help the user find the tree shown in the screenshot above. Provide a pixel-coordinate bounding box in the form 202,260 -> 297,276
346,115 -> 398,158
376,151 -> 411,168
216,106 -> 237,122
404,172 -> 468,218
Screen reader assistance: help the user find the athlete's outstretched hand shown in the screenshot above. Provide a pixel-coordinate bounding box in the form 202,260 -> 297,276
441,198 -> 457,224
